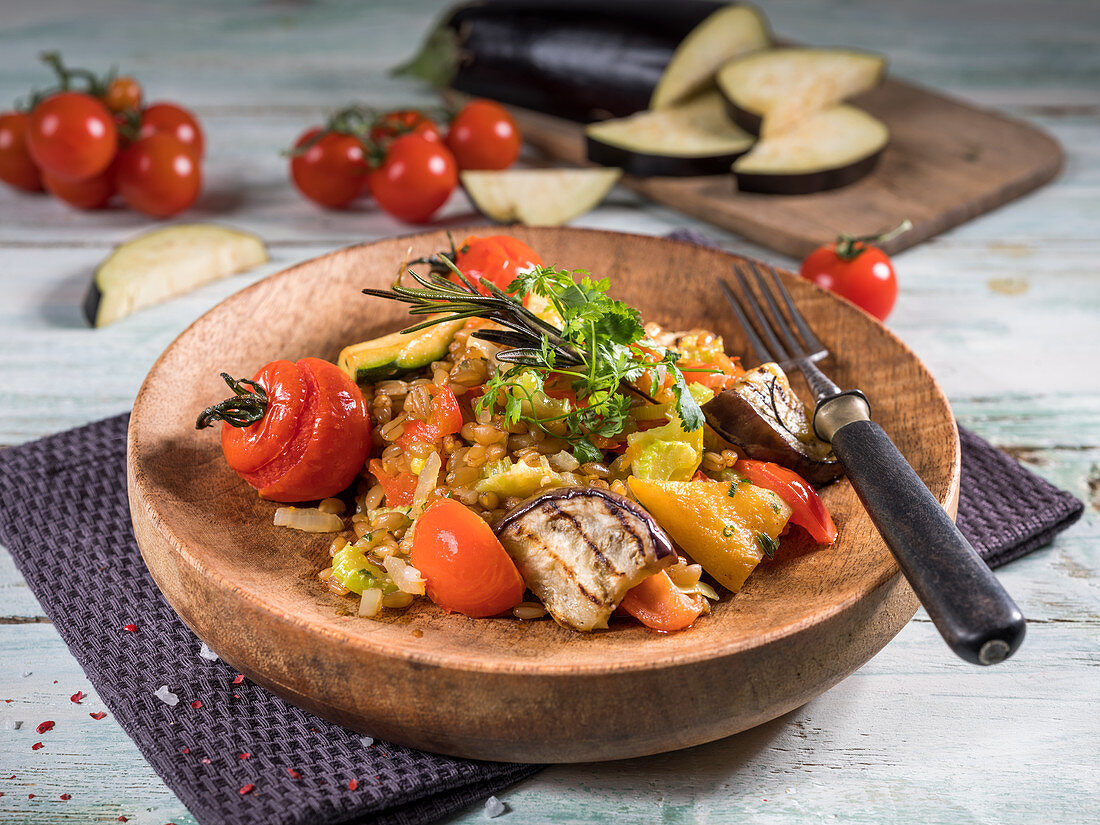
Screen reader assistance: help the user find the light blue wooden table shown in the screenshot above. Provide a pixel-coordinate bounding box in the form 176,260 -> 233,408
1,1 -> 1097,823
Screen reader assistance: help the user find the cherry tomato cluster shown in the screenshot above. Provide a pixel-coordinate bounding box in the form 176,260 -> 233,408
289,99 -> 521,223
0,53 -> 204,217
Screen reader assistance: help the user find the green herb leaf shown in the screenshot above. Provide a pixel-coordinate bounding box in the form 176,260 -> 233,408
757,532 -> 780,559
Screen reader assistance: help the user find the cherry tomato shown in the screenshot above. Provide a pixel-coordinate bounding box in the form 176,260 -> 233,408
734,459 -> 837,545
453,234 -> 543,293
620,569 -> 706,632
103,76 -> 143,113
139,101 -> 204,158
42,165 -> 115,209
290,128 -> 368,209
0,112 -> 43,192
445,99 -> 521,171
397,386 -> 464,448
368,133 -> 457,224
368,459 -> 419,507
411,498 -> 525,618
115,132 -> 201,217
207,358 -> 372,503
26,92 -> 118,181
369,109 -> 441,147
800,224 -> 908,321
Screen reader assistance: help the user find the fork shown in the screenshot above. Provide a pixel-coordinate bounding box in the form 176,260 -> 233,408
712,261 -> 1026,665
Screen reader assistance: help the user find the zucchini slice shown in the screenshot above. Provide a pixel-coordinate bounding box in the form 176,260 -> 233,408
337,317 -> 467,383
717,47 -> 886,136
585,91 -> 754,177
732,105 -> 889,195
460,168 -> 622,226
83,224 -> 268,327
649,4 -> 771,110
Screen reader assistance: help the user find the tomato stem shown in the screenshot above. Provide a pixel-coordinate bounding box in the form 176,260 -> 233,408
833,219 -> 912,261
195,373 -> 269,429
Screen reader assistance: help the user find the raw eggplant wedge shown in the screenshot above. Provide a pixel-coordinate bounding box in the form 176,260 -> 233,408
717,47 -> 886,136
586,92 -> 755,177
702,362 -> 843,485
460,168 -> 622,226
649,4 -> 771,110
732,105 -> 888,195
396,0 -> 727,121
83,224 -> 268,327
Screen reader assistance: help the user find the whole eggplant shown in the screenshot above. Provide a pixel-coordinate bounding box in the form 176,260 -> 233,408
395,0 -> 726,122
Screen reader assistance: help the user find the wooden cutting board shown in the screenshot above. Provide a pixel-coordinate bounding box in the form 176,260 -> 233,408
505,79 -> 1063,258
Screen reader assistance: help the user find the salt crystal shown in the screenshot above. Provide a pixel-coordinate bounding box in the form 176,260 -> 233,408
3,720 -> 23,730
154,686 -> 179,707
484,795 -> 507,818
360,736 -> 374,747
198,643 -> 218,662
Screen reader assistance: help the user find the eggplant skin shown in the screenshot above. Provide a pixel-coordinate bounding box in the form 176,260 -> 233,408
733,149 -> 884,195
723,98 -> 763,136
496,487 -> 675,631
82,280 -> 102,327
586,136 -> 747,178
445,0 -> 724,122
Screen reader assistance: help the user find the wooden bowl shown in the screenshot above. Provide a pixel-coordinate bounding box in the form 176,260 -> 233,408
128,227 -> 957,763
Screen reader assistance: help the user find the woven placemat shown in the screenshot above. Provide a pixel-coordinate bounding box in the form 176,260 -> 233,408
0,412 -> 1082,825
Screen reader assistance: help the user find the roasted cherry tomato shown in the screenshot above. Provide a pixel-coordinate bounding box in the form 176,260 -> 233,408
369,109 -> 441,147
115,132 -> 201,217
397,386 -> 464,448
199,358 -> 372,503
139,101 -> 204,158
800,222 -> 909,322
0,112 -> 43,192
290,128 -> 368,209
411,498 -> 525,618
42,165 -> 115,209
620,569 -> 706,632
103,76 -> 143,113
26,92 -> 118,181
368,133 -> 457,223
453,234 -> 543,293
445,99 -> 521,171
368,459 -> 419,507
734,459 -> 837,544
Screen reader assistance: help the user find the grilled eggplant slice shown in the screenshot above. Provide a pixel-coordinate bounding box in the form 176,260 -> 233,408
717,47 -> 886,136
461,168 -> 622,226
586,92 -> 755,177
702,362 -> 842,484
496,487 -> 675,631
732,105 -> 888,195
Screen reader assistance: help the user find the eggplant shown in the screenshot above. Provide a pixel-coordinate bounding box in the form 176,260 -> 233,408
702,362 -> 843,484
731,105 -> 889,195
585,91 -> 755,177
396,0 -> 727,122
460,168 -> 622,225
496,487 -> 676,631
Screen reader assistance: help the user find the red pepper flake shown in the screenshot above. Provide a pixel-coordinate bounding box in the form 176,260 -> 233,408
36,720 -> 55,734
181,747 -> 190,754
238,752 -> 250,760
60,793 -> 71,800
31,742 -> 44,750
232,675 -> 245,685
239,783 -> 255,795
201,758 -> 211,764
90,711 -> 108,720
233,694 -> 240,699
348,778 -> 359,791
286,768 -> 301,779
28,793 -> 35,799
3,699 -> 10,703
190,700 -> 202,709
123,624 -> 138,632
118,818 -> 128,823
70,691 -> 85,704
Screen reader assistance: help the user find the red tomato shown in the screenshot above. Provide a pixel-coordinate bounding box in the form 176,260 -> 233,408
677,358 -> 742,393
445,99 -> 520,171
115,133 -> 201,217
211,358 -> 372,503
620,570 -> 706,632
368,459 -> 419,507
0,112 -> 43,192
104,76 -> 143,113
42,166 -> 115,209
453,234 -> 543,293
139,101 -> 204,158
26,92 -> 118,181
369,109 -> 441,147
290,128 -> 368,209
411,498 -> 525,618
368,133 -> 457,223
397,386 -> 464,448
734,459 -> 837,545
800,225 -> 908,321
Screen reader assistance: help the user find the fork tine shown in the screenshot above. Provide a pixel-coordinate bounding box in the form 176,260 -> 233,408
729,263 -> 792,362
760,260 -> 827,355
747,260 -> 806,359
717,279 -> 774,363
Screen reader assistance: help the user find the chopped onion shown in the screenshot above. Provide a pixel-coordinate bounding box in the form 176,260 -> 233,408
273,506 -> 344,533
358,588 -> 383,618
667,561 -> 703,589
383,556 -> 426,595
411,451 -> 442,517
547,450 -> 580,472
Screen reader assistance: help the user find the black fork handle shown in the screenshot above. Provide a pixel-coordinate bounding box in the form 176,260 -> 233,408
829,418 -> 1026,665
